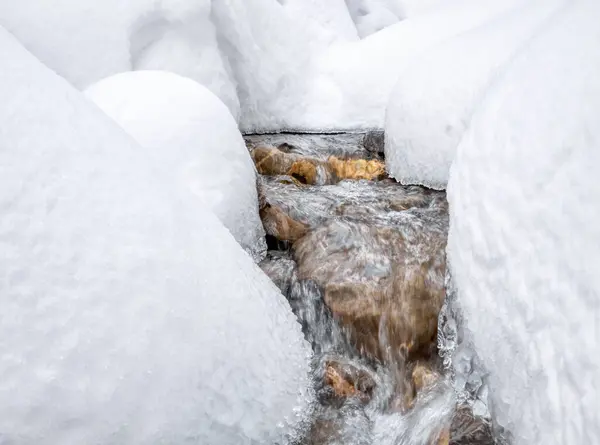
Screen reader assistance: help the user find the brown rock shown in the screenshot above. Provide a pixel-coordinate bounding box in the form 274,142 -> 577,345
294,221 -> 446,362
260,203 -> 308,242
323,360 -> 375,404
327,156 -> 386,181
251,145 -> 298,176
288,158 -> 322,185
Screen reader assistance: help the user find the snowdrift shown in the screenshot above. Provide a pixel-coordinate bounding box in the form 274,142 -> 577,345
384,0 -> 563,189
85,71 -> 266,261
447,1 -> 600,442
0,27 -> 312,444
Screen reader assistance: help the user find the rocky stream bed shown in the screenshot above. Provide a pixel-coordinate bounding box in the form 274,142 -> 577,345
245,133 -> 497,445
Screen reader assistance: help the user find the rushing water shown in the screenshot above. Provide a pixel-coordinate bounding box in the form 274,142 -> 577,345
246,133 -> 497,445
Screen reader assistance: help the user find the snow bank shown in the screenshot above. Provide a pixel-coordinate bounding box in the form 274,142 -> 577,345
344,0 -> 447,36
384,0 -> 564,190
447,1 -> 600,442
85,71 -> 266,261
0,27 -> 312,444
0,0 -> 239,117
292,0 -> 527,132
280,0 -> 359,44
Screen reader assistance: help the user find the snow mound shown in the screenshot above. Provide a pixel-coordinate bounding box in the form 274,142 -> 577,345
287,0 -> 528,132
0,26 -> 312,444
384,0 -> 563,190
0,0 -> 239,117
447,1 -> 600,442
280,0 -> 359,44
85,71 -> 266,261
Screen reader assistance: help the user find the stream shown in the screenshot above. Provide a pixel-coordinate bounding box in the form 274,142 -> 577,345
245,133 -> 498,445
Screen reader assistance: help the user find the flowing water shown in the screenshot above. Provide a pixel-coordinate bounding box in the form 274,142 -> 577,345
245,133 -> 497,445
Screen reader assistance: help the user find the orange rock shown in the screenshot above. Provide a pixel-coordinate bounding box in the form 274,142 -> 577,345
251,145 -> 297,176
260,204 -> 308,242
323,360 -> 375,404
287,159 -> 322,185
327,156 -> 386,181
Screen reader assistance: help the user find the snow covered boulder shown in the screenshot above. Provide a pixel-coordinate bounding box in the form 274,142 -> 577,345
0,27 -> 312,444
447,1 -> 600,442
384,0 -> 562,190
85,71 -> 266,261
0,0 -> 239,117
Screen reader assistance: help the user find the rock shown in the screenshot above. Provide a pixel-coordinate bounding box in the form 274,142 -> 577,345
363,130 -> 385,154
260,203 -> 309,242
294,220 -> 446,362
252,145 -> 385,185
327,156 -> 386,181
449,406 -> 495,445
251,145 -> 298,175
323,360 -> 376,404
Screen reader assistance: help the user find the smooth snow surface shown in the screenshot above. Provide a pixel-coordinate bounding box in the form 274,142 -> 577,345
385,0 -> 564,190
85,71 -> 266,261
0,27 -> 312,444
0,0 -> 239,117
447,1 -> 600,442
280,0 -> 359,44
296,0 -> 527,132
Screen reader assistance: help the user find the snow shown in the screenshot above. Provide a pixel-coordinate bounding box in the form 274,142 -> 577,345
291,0 -> 527,132
0,26 -> 313,444
84,71 -> 266,261
384,0 -> 564,190
344,0 -> 448,36
447,1 -> 600,443
0,0 -> 239,118
279,0 -> 359,44
0,0 -> 530,133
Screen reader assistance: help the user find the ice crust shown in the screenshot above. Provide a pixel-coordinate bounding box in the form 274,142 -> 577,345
384,0 -> 564,190
447,1 -> 600,442
0,27 -> 313,444
85,71 -> 266,261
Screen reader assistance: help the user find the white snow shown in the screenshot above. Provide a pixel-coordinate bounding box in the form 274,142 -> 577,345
0,0 -> 240,118
279,0 -> 359,44
344,0 -> 448,36
384,0 -> 564,190
0,26 -> 312,444
85,71 -> 266,261
447,1 -> 600,443
291,0 -> 527,132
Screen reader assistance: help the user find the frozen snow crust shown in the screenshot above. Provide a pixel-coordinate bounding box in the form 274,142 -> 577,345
85,71 -> 266,261
0,27 -> 313,444
384,0 -> 563,190
447,1 -> 600,443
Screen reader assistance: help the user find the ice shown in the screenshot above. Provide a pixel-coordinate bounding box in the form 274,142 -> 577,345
0,27 -> 313,444
384,0 -> 564,190
84,71 -> 266,261
447,1 -> 600,442
0,0 -> 239,118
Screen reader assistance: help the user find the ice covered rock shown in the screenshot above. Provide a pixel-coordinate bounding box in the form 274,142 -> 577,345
0,27 -> 312,444
0,0 -> 239,117
85,71 -> 266,261
447,1 -> 600,442
385,0 -> 563,190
